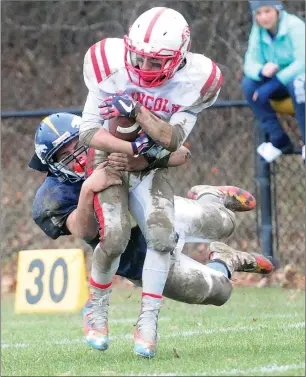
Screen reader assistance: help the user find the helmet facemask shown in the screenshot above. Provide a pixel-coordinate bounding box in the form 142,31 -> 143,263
47,143 -> 88,183
124,35 -> 187,88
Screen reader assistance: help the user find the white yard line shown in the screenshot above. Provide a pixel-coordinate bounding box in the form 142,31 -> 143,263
3,311 -> 301,326
2,321 -> 304,349
3,316 -> 171,326
126,362 -> 305,376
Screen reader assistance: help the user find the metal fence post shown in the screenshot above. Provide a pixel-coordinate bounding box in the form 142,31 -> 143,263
254,120 -> 274,258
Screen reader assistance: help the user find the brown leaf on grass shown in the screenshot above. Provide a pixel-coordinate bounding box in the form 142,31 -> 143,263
173,347 -> 180,358
288,292 -> 298,301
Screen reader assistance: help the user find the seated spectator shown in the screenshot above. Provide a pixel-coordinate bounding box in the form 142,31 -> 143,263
241,0 -> 305,162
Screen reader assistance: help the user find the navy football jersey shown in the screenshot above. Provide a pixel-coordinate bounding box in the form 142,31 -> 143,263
32,175 -> 147,280
32,175 -> 83,239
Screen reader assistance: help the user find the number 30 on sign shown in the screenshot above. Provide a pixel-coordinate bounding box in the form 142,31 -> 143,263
15,249 -> 88,313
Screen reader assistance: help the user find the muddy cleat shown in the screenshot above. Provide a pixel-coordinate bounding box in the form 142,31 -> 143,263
134,296 -> 162,358
187,185 -> 256,212
209,241 -> 274,277
82,288 -> 111,351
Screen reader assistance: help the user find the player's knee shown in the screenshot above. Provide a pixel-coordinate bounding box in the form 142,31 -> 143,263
196,270 -> 233,306
100,221 -> 131,257
164,255 -> 233,305
146,226 -> 176,253
201,277 -> 232,306
206,281 -> 233,306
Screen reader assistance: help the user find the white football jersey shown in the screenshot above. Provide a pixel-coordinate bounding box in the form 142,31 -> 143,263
81,38 -> 223,143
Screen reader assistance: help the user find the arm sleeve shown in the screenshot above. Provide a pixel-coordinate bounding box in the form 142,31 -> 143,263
243,25 -> 265,81
32,180 -> 79,240
168,86 -> 221,145
276,18 -> 305,85
80,91 -> 105,143
168,58 -> 223,145
33,208 -> 75,240
168,111 -> 198,145
80,44 -> 109,142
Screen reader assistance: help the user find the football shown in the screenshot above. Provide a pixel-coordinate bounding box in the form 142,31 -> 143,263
108,116 -> 141,141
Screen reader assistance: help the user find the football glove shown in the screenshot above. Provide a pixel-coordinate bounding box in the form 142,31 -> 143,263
99,91 -> 142,120
131,131 -> 155,155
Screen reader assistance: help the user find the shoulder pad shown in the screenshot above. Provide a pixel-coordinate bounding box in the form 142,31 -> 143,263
186,53 -> 224,102
83,38 -> 125,90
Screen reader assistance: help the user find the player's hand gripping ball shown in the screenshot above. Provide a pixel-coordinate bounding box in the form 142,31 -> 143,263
99,91 -> 141,119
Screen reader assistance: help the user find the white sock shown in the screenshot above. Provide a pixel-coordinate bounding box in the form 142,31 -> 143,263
91,245 -> 121,285
142,249 -> 171,296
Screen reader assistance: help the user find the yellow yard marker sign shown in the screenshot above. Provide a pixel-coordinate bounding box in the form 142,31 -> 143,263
15,249 -> 88,313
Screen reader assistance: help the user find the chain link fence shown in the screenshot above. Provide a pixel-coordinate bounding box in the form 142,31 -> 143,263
2,108 -> 304,269
1,1 -> 305,270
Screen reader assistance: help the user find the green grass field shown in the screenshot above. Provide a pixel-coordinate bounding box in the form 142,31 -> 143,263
2,287 -> 305,376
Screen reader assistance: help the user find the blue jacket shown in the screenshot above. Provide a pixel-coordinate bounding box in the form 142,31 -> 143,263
244,11 -> 305,85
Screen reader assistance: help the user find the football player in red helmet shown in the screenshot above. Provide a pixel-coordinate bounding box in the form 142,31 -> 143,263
79,7 -> 224,358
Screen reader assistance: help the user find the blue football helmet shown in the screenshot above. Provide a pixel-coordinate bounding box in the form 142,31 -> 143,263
28,112 -> 87,183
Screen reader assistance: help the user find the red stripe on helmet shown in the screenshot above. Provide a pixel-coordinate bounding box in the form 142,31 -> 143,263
214,71 -> 224,94
99,39 -> 111,77
90,44 -> 103,83
200,61 -> 217,97
144,8 -> 167,43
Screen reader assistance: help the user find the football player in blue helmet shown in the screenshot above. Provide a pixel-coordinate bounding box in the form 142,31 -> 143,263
30,112 -> 124,241
29,112 -> 88,182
